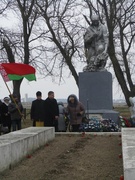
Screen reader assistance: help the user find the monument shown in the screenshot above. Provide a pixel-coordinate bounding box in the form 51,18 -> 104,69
79,14 -> 119,123
129,97 -> 135,126
129,97 -> 135,118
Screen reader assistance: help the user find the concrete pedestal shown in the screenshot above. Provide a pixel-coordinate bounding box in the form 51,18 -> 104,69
0,127 -> 55,172
122,128 -> 135,180
79,71 -> 119,123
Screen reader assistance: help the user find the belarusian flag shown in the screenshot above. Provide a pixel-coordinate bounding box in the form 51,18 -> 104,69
0,63 -> 36,82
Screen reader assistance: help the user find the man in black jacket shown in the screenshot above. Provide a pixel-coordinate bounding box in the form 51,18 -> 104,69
44,91 -> 59,132
30,91 -> 45,126
1,97 -> 11,132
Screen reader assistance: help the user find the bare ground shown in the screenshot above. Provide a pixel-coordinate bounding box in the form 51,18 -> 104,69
0,133 -> 123,180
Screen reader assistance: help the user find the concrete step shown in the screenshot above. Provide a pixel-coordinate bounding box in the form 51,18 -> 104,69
0,127 -> 55,172
122,128 -> 135,180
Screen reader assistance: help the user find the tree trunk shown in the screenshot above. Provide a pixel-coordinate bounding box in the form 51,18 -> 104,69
13,79 -> 23,102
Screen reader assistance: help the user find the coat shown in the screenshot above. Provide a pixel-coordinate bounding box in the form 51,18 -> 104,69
8,101 -> 23,120
30,99 -> 45,121
0,100 -> 2,124
58,102 -> 66,131
44,97 -> 59,126
67,94 -> 85,125
1,102 -> 11,127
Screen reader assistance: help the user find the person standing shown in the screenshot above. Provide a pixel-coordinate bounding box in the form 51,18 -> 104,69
30,91 -> 45,126
44,91 -> 59,132
8,94 -> 23,131
66,94 -> 85,132
1,97 -> 11,132
57,102 -> 66,132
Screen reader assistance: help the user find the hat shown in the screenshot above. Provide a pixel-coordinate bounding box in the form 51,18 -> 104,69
4,97 -> 10,101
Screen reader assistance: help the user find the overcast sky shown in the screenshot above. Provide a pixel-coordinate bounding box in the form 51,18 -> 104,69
0,74 -> 79,100
0,4 -> 125,101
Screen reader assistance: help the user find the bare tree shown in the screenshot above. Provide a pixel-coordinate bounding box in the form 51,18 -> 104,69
83,0 -> 135,106
0,0 -> 85,100
0,0 -> 40,100
2,0 -> 134,106
36,0 -> 85,86
0,0 -> 12,15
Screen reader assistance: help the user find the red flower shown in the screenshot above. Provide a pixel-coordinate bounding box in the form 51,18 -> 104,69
45,143 -> 49,147
120,175 -> 124,180
119,154 -> 122,158
26,154 -> 32,159
81,132 -> 85,137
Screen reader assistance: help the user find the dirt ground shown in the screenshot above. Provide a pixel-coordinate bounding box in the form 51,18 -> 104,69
0,133 -> 123,180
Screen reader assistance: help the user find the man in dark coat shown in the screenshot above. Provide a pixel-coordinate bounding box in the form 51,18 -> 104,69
44,91 -> 59,132
1,97 -> 11,132
30,91 -> 45,126
8,94 -> 23,131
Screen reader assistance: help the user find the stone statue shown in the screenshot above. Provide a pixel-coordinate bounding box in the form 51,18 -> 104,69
83,14 -> 109,72
129,97 -> 135,119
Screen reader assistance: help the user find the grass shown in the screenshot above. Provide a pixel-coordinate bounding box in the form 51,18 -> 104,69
22,109 -> 31,129
114,105 -> 130,118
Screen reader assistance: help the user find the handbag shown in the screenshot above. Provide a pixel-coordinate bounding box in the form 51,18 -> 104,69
35,120 -> 44,127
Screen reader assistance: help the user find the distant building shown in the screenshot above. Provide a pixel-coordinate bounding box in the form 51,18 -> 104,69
24,93 -> 28,102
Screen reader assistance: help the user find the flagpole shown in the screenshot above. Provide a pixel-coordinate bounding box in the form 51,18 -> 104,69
2,78 -> 12,97
1,78 -> 25,124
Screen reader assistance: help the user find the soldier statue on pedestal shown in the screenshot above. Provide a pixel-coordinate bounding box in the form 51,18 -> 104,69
83,14 -> 109,72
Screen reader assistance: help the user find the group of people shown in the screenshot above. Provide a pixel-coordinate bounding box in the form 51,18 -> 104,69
31,91 -> 85,132
0,94 -> 23,133
0,91 -> 85,133
31,91 -> 59,131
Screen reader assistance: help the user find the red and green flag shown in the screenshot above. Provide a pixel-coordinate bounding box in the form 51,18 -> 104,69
0,63 -> 36,82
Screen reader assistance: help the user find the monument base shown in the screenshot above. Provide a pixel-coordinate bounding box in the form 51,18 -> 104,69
79,71 -> 119,123
85,109 -> 119,124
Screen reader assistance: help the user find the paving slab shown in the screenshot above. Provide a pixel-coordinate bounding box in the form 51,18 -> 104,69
122,128 -> 135,180
122,128 -> 135,136
55,132 -> 121,136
